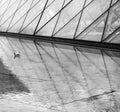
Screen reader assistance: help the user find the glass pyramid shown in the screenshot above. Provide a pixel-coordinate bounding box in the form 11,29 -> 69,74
0,0 -> 120,111
0,0 -> 119,44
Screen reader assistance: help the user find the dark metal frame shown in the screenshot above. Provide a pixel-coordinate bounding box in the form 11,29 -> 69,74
0,0 -> 119,52
0,31 -> 120,52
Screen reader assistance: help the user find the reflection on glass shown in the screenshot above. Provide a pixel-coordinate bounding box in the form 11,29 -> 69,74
0,0 -> 120,41
0,0 -> 119,44
77,14 -> 107,41
0,59 -> 29,94
75,0 -> 111,37
0,37 -> 120,111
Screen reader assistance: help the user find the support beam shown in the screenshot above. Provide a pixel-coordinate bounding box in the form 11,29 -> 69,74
0,31 -> 120,52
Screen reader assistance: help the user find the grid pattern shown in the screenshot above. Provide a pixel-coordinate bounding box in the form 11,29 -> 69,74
0,0 -> 120,43
0,37 -> 120,112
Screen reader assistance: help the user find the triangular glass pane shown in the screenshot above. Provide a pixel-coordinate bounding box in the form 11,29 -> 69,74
36,15 -> 59,36
76,13 -> 107,40
99,0 -> 111,12
8,0 -> 32,29
75,0 -> 111,37
109,32 -> 120,44
0,0 -> 20,25
54,13 -> 81,39
53,0 -> 85,34
20,15 -> 40,34
0,0 -> 10,16
8,15 -> 26,33
77,16 -> 106,42
19,0 -> 47,33
36,0 -> 64,32
0,16 -> 12,31
103,2 -> 120,40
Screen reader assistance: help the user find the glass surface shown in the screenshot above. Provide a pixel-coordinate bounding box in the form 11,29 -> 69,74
7,0 -> 33,32
77,14 -> 107,41
0,0 -> 10,17
54,13 -> 81,38
75,0 -> 111,37
20,0 -> 48,34
105,31 -> 120,43
52,0 -> 85,37
103,1 -> 120,40
36,15 -> 59,36
0,36 -> 120,111
0,0 -> 19,26
36,0 -> 65,34
0,0 -> 119,43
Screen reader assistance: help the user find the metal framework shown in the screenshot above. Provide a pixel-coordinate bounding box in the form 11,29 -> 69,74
0,0 -> 119,50
0,31 -> 120,52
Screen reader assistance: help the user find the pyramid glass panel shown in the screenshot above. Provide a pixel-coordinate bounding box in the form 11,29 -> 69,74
75,0 -> 111,37
0,0 -> 119,44
36,15 -> 59,36
53,13 -> 82,39
0,0 -> 19,26
104,29 -> 120,43
102,1 -> 120,41
0,0 -> 120,111
52,0 -> 85,37
76,14 -> 107,41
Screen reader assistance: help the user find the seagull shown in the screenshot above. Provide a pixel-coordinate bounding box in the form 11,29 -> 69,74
14,52 -> 20,59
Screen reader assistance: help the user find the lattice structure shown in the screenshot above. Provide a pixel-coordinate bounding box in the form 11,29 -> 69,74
0,0 -> 119,44
0,1 -> 120,111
